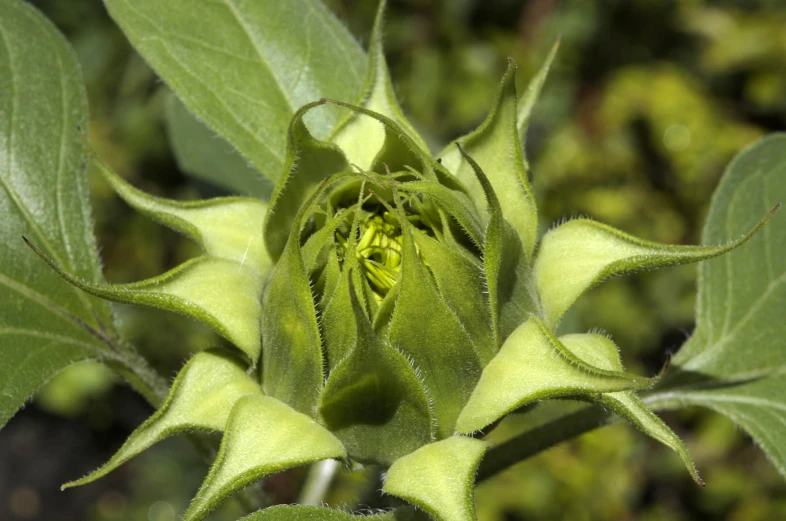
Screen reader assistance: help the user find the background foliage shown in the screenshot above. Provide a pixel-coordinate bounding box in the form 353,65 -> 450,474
1,0 -> 786,520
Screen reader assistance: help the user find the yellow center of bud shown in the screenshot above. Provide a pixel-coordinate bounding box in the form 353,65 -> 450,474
336,211 -> 406,299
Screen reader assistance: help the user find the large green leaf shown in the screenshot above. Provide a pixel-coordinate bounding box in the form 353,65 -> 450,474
653,134 -> 786,476
165,96 -> 273,199
105,0 -> 366,181
0,0 -> 115,427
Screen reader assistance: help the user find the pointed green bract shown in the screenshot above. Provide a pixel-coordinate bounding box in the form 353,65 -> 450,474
302,205 -> 356,272
63,349 -> 259,489
320,269 -> 360,371
26,248 -> 264,362
183,394 -> 346,521
0,0 -> 116,427
318,276 -> 434,465
261,219 -> 324,414
383,436 -> 487,521
264,102 -> 351,262
328,99 -> 439,187
328,96 -> 472,205
397,181 -> 484,247
412,230 -> 495,365
439,61 -> 538,257
27,151 -> 271,362
373,277 -> 400,334
516,39 -> 560,170
320,248 -> 344,314
105,0 -> 365,181
330,0 -> 429,169
459,145 -> 503,347
94,154 -> 270,276
457,145 -> 539,345
559,333 -> 702,485
456,316 -> 653,434
534,212 -> 777,328
653,134 -> 786,479
388,218 -> 482,438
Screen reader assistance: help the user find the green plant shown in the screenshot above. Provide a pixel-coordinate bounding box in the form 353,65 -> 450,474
1,1 -> 785,520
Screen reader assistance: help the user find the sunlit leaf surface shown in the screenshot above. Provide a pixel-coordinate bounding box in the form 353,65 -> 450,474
655,134 -> 786,476
0,0 -> 115,427
106,0 -> 366,181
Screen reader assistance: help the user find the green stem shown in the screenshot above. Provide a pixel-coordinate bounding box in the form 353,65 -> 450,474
476,406 -> 611,483
106,349 -> 170,408
475,388 -> 694,483
298,459 -> 340,505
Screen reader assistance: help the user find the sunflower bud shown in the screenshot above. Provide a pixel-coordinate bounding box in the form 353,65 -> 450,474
39,2 -> 779,520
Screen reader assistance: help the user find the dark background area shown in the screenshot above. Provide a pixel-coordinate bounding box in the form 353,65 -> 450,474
2,0 -> 786,519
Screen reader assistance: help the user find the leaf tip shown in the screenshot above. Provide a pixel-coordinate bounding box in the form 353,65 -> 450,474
733,202 -> 782,246
22,236 -> 44,259
60,478 -> 83,491
657,353 -> 672,380
550,36 -> 563,53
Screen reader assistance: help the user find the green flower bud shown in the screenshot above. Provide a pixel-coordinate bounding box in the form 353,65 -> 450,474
33,2 -> 778,520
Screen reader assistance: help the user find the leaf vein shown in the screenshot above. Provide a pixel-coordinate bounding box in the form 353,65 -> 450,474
684,270 -> 786,371
221,0 -> 294,113
0,327 -> 100,351
52,22 -> 75,269
0,273 -> 109,349
149,36 -> 285,164
680,392 -> 786,414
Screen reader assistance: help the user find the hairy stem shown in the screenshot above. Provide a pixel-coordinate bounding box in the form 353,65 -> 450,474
476,388 -> 695,483
106,349 -> 170,408
476,406 -> 611,483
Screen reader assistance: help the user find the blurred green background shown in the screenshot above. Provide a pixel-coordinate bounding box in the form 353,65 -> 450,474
2,0 -> 786,520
